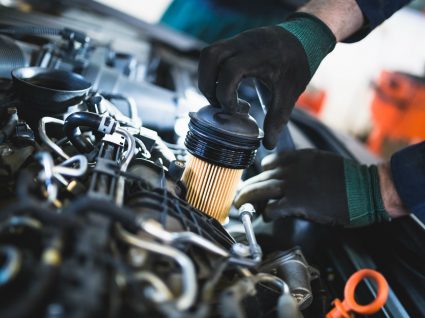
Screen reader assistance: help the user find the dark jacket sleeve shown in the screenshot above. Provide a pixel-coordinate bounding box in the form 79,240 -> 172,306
346,0 -> 411,42
391,141 -> 425,224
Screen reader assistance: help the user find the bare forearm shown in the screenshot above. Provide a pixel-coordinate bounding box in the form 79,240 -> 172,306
299,0 -> 364,41
378,163 -> 409,219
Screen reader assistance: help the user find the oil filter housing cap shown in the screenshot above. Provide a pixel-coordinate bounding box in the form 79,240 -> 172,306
182,100 -> 263,223
185,100 -> 263,169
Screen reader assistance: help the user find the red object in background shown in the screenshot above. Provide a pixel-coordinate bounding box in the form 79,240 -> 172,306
296,88 -> 326,116
326,269 -> 389,318
368,70 -> 425,154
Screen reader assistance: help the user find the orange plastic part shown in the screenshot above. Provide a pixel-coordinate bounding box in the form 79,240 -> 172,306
367,70 -> 425,154
326,269 -> 389,318
296,89 -> 326,115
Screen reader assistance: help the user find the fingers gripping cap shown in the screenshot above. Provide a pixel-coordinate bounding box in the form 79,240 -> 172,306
185,99 -> 263,169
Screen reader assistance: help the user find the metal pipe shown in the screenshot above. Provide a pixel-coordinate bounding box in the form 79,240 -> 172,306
115,127 -> 136,173
38,154 -> 88,187
255,273 -> 290,295
114,126 -> 136,206
35,152 -> 58,203
135,137 -> 151,159
54,155 -> 88,177
38,117 -> 70,160
133,271 -> 173,303
116,225 -> 197,311
238,203 -> 262,261
141,219 -> 229,258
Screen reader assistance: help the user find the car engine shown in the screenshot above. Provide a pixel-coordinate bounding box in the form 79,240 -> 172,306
0,8 -> 321,318
0,3 -> 424,318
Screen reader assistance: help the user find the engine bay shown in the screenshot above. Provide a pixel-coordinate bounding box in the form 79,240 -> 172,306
0,2 -> 424,318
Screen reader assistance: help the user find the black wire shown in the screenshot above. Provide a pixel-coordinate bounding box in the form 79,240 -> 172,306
127,192 -> 234,247
127,195 -> 213,239
159,159 -> 169,227
127,194 -> 213,238
188,202 -> 203,236
173,197 -> 190,231
114,168 -> 235,246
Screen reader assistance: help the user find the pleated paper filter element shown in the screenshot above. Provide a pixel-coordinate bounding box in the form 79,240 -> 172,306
182,101 -> 263,223
182,155 -> 243,223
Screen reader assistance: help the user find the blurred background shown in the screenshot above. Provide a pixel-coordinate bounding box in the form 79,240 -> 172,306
93,0 -> 425,159
2,0 -> 425,159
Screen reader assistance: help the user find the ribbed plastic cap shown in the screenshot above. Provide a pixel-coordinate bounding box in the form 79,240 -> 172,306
185,100 -> 263,169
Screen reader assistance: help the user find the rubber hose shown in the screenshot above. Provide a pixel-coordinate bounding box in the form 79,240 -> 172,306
63,112 -> 102,153
0,235 -> 62,318
0,171 -> 82,229
0,202 -> 81,230
0,264 -> 58,318
0,35 -> 26,79
0,25 -> 61,37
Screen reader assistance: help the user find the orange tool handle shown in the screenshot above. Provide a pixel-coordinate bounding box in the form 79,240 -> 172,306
326,269 -> 389,318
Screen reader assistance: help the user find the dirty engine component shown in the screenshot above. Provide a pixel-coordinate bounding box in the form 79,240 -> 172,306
0,21 -> 314,318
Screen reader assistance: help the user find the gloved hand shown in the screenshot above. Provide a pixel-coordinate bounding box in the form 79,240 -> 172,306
234,149 -> 390,227
198,13 -> 336,149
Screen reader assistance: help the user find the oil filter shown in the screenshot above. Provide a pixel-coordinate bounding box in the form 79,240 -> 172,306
181,100 -> 263,223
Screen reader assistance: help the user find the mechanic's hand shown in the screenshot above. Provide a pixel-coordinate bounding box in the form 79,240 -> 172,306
234,149 -> 390,227
198,13 -> 336,149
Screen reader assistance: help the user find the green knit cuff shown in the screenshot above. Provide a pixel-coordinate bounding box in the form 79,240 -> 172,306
344,160 -> 390,228
369,165 -> 391,223
278,12 -> 336,76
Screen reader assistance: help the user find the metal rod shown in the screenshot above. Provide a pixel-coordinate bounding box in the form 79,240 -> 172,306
38,117 -> 70,160
54,155 -> 88,177
116,225 -> 197,311
35,152 -> 58,203
141,219 -> 230,258
114,127 -> 136,206
133,271 -> 173,303
238,203 -> 262,261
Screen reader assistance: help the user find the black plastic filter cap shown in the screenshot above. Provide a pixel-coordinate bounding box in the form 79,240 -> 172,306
185,100 -> 263,169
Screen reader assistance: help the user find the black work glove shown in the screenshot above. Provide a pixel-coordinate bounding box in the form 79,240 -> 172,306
234,149 -> 390,227
198,13 -> 336,149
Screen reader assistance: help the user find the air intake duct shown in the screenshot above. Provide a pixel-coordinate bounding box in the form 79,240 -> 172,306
181,100 -> 263,223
